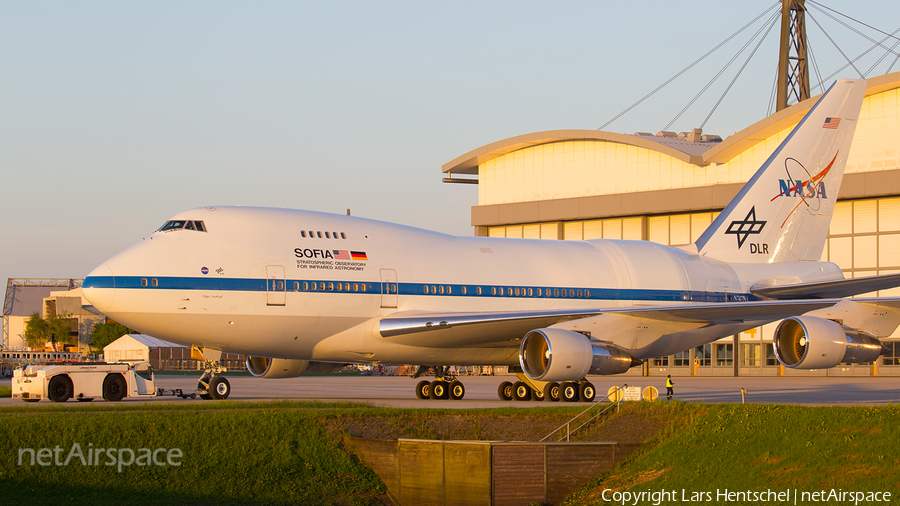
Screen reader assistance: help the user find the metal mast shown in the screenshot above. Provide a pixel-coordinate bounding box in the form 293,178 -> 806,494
776,0 -> 810,111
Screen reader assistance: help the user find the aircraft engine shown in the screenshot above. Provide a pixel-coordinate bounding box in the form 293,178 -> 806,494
245,357 -> 309,378
773,316 -> 885,369
519,328 -> 640,382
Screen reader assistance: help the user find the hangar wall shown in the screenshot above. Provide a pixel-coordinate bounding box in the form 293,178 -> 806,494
445,73 -> 900,377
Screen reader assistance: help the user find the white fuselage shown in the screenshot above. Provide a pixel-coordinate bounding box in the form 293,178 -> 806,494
82,206 -> 844,365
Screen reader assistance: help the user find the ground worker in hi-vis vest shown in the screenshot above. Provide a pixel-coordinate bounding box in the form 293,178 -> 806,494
666,375 -> 674,401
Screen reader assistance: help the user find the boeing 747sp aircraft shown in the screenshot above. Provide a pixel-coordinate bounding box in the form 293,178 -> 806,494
83,79 -> 900,402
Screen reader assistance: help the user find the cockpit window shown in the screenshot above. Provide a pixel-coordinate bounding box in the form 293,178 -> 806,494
158,220 -> 207,232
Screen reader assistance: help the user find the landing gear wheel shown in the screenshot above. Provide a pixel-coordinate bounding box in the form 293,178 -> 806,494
198,382 -> 212,400
560,381 -> 579,402
449,380 -> 465,400
543,382 -> 560,402
416,380 -> 431,399
48,375 -> 73,403
530,386 -> 545,401
513,381 -> 531,401
579,381 -> 596,402
430,380 -> 449,399
498,381 -> 513,401
209,377 -> 231,400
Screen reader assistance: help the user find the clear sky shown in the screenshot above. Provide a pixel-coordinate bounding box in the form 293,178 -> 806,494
2,1 -> 898,286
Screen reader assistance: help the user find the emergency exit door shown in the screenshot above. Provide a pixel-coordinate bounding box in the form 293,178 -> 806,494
380,269 -> 398,308
267,265 -> 286,306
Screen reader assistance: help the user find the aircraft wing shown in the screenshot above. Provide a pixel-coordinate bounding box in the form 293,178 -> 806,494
750,272 -> 900,299
378,300 -> 839,348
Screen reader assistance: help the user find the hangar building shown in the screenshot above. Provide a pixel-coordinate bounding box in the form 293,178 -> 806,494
443,72 -> 900,377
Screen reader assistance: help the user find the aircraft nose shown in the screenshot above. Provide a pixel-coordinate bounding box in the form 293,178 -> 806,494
83,263 -> 116,313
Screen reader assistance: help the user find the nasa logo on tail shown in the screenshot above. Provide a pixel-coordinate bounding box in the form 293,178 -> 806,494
724,206 -> 767,253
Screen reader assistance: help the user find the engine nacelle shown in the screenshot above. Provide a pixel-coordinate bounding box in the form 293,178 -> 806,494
773,316 -> 885,369
519,328 -> 640,382
245,357 -> 309,378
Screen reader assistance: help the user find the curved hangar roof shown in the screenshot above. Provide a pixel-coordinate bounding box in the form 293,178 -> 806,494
442,72 -> 900,176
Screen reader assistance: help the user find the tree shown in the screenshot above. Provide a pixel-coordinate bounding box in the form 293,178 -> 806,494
23,312 -> 49,349
23,312 -> 77,350
90,321 -> 135,352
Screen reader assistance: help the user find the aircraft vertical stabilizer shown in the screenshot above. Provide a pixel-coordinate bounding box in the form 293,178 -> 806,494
695,79 -> 866,264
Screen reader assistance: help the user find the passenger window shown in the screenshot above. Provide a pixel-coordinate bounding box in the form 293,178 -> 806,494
301,231 -> 307,238
514,288 -> 520,296
341,233 -> 346,239
336,283 -> 342,291
537,288 -> 542,296
325,232 -> 331,239
424,285 -> 429,294
461,287 -> 466,295
447,286 -> 452,295
141,278 -> 148,287
152,279 -> 158,287
309,231 -> 314,237
499,287 -> 504,296
491,287 -> 496,296
431,285 -> 437,294
439,286 -> 444,295
345,283 -> 350,291
569,289 -> 575,297
554,289 -> 559,297
333,232 -> 338,238
353,283 -> 358,292
577,289 -> 583,297
476,287 -> 482,295
528,288 -> 533,296
317,232 -> 322,238
361,284 -> 366,292
327,283 -> 333,291
303,282 -> 309,290
585,289 -> 590,297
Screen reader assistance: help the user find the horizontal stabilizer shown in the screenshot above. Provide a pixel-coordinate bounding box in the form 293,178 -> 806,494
751,273 -> 900,299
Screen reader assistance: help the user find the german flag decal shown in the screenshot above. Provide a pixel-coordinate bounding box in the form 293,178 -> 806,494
350,251 -> 368,261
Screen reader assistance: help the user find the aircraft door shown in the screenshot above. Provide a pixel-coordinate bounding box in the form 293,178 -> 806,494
380,269 -> 398,308
266,265 -> 286,306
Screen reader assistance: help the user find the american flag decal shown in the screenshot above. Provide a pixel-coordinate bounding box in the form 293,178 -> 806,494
823,117 -> 841,129
333,250 -> 351,260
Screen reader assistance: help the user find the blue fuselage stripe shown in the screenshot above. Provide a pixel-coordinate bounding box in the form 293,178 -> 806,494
83,276 -> 759,303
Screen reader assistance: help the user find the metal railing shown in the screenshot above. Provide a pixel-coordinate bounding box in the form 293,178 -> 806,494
540,387 -> 623,442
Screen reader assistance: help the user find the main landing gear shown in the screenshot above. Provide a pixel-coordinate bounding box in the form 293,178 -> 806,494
497,374 -> 596,402
413,366 -> 466,400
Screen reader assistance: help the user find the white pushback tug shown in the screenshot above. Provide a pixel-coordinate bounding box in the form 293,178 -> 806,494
11,360 -> 231,402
